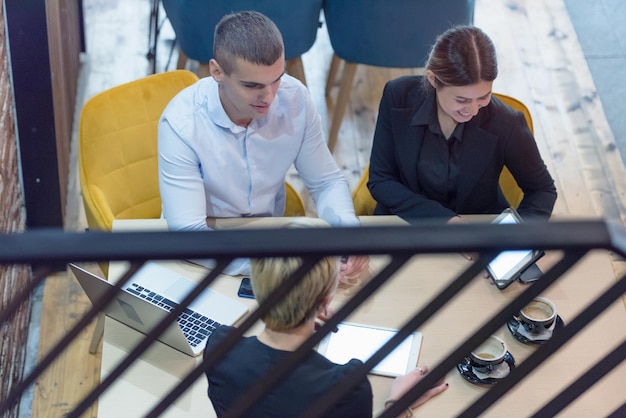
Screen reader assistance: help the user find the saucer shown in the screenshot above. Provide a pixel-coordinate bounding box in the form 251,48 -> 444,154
456,351 -> 516,385
507,315 -> 565,345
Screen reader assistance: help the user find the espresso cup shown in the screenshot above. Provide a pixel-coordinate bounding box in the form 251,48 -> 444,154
519,297 -> 557,333
470,335 -> 507,374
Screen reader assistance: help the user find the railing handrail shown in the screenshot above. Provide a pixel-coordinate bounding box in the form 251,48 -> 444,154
0,219 -> 623,264
1,219 -> 624,417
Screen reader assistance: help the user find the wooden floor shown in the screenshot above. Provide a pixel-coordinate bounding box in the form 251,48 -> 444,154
31,0 -> 626,416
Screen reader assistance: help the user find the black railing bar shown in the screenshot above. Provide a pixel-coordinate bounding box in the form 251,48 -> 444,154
309,254 -> 494,418
223,254 -> 415,418
0,222 -> 616,414
0,265 -> 50,325
532,339 -> 626,417
0,261 -> 147,415
149,248 -> 584,416
458,258 -> 625,418
606,220 -> 626,257
151,254 -> 411,417
608,401 -> 626,418
0,221 -> 616,264
67,258 -> 232,418
386,248 -> 588,418
147,256 -> 323,417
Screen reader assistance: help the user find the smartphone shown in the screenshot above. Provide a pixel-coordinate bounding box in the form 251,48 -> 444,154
317,322 -> 422,377
237,277 -> 255,299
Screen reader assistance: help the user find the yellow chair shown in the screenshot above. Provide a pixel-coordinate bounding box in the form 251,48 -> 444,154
284,183 -> 306,217
351,166 -> 376,216
79,70 -> 201,236
352,93 -> 532,215
79,69 -> 305,353
493,93 -> 531,208
79,71 -> 200,354
80,69 -> 305,233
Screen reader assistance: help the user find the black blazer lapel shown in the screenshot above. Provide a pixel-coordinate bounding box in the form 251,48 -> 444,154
456,109 -> 500,208
390,107 -> 428,193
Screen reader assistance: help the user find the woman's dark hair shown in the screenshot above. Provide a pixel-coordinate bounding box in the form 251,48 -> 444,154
423,25 -> 498,90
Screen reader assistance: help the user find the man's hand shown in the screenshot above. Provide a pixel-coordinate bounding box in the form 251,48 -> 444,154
338,255 -> 370,283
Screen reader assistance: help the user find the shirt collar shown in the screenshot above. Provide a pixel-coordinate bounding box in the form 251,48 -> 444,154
205,75 -> 288,133
411,91 -> 436,126
205,78 -> 245,132
414,93 -> 466,141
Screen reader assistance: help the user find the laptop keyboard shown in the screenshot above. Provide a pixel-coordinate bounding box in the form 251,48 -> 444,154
126,283 -> 220,347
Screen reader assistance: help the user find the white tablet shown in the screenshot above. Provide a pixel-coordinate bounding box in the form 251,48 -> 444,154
487,208 -> 543,289
317,322 -> 422,377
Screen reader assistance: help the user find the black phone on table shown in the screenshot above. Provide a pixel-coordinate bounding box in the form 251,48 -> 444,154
237,277 -> 255,299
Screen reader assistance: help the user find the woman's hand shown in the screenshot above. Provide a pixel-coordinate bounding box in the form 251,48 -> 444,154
387,365 -> 448,414
314,306 -> 338,332
449,217 -> 492,280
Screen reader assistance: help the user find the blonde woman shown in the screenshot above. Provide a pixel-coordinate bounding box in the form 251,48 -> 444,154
204,223 -> 446,416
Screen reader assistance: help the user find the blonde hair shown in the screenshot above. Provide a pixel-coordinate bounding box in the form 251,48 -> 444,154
250,217 -> 337,331
251,257 -> 337,331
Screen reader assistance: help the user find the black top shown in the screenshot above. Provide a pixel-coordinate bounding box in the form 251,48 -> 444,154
204,325 -> 373,418
368,75 -> 557,222
417,106 -> 465,210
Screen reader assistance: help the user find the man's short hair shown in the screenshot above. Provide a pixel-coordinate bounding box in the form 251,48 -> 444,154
213,10 -> 284,75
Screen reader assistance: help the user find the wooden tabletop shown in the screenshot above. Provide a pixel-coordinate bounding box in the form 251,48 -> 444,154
99,217 -> 626,417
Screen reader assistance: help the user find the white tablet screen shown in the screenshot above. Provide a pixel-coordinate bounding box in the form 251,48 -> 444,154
317,323 -> 422,377
489,249 -> 534,280
487,211 -> 535,287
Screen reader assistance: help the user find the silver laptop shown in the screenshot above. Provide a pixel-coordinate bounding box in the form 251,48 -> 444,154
69,262 -> 248,357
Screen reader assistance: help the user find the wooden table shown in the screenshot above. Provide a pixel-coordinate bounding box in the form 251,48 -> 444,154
98,217 -> 626,417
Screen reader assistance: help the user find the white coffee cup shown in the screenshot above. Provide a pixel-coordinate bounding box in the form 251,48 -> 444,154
519,296 -> 557,333
470,335 -> 507,374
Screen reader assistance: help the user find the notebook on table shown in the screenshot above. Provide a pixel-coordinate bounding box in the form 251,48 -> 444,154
70,262 -> 248,357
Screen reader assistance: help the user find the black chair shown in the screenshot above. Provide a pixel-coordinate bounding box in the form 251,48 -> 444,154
323,0 -> 475,152
162,0 -> 323,83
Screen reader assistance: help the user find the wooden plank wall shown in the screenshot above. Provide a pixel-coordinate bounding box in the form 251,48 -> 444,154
46,0 -> 83,222
0,4 -> 29,418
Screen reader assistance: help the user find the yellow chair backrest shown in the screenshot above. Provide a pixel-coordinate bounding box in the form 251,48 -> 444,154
351,167 -> 376,216
492,93 -> 532,209
79,70 -> 200,232
352,93 -> 532,215
284,182 -> 306,217
79,69 -> 305,234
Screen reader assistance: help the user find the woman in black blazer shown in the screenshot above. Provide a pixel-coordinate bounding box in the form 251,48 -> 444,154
368,26 -> 556,224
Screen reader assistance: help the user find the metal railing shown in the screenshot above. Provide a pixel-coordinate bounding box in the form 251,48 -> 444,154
1,219 -> 625,417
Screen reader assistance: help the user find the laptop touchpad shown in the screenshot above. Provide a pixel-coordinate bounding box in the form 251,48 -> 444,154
164,279 -> 196,303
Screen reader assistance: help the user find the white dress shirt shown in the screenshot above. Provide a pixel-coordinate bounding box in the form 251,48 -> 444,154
158,74 -> 358,274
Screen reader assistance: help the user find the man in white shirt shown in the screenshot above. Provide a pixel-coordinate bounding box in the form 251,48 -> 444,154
158,10 -> 367,276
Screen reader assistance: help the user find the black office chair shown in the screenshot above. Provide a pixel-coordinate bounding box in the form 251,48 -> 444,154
162,0 -> 323,83
323,0 -> 475,152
